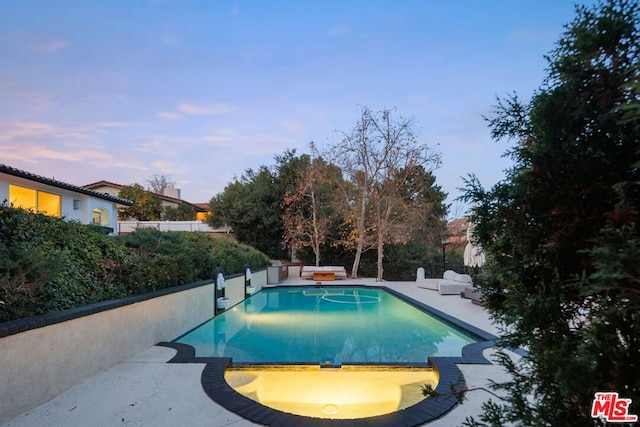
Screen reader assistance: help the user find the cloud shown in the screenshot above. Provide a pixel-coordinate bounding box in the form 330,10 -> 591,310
96,121 -> 129,128
21,34 -> 69,53
0,143 -> 110,163
178,102 -> 236,115
0,122 -> 60,142
157,111 -> 182,120
283,120 -> 305,133
0,121 -> 129,144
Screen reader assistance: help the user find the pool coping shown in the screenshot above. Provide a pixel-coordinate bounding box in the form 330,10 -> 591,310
159,284 -> 505,426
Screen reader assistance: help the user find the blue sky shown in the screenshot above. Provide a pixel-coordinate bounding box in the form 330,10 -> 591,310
0,0 -> 597,217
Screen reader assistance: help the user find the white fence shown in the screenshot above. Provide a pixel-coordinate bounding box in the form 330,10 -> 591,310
118,220 -> 232,234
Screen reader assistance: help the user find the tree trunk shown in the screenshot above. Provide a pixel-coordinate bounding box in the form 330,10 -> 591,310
351,237 -> 363,278
350,193 -> 367,278
376,233 -> 384,281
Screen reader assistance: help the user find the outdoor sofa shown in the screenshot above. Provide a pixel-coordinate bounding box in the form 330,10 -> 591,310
417,269 -> 474,295
301,266 -> 348,281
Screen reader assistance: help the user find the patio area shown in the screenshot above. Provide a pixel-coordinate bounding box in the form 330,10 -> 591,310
1,277 -> 519,427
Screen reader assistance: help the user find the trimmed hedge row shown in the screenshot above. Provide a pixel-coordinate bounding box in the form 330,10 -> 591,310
0,205 -> 269,322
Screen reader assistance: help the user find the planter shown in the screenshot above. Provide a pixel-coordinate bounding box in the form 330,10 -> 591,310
216,297 -> 230,310
246,286 -> 257,295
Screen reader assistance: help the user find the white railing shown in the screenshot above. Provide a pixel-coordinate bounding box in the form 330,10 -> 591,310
118,220 -> 232,234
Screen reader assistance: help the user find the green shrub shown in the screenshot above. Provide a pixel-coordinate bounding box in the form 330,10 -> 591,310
0,242 -> 64,320
210,237 -> 270,274
0,204 -> 270,322
0,205 -> 128,321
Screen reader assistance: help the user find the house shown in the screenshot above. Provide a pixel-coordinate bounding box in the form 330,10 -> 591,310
82,180 -> 208,220
0,164 -> 132,235
82,180 -> 232,237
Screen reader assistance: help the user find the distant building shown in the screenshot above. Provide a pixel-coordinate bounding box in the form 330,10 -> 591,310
82,180 -> 231,237
82,180 -> 208,220
0,164 -> 132,235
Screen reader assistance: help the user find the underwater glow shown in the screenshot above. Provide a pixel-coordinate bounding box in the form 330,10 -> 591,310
225,366 -> 438,419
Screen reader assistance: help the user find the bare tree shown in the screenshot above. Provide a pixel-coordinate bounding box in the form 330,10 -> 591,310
282,148 -> 335,266
145,174 -> 175,194
327,107 -> 441,279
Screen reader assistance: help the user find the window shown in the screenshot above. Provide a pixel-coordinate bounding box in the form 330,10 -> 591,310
196,211 -> 209,221
9,184 -> 61,217
92,207 -> 109,226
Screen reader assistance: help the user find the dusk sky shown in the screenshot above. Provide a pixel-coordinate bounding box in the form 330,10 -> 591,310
1,1 -> 597,217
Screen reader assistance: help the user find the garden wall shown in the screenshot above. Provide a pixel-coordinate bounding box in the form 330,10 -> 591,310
0,269 -> 267,424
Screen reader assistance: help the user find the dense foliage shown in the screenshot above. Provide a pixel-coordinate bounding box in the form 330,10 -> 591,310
118,183 -> 163,220
325,107 -> 444,279
0,205 -> 269,322
207,150 -> 306,260
209,128 -> 448,278
461,1 -> 640,425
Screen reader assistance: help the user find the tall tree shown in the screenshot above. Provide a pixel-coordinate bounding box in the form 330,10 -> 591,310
207,166 -> 283,258
328,107 -> 441,279
118,184 -> 163,221
461,1 -> 640,425
401,166 -> 448,247
207,149 -> 304,259
371,164 -> 446,280
282,147 -> 343,266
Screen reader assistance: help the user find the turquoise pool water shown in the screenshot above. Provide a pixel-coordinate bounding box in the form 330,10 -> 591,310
175,286 -> 476,364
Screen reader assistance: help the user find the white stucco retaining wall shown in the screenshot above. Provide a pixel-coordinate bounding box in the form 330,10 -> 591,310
0,268 -> 268,424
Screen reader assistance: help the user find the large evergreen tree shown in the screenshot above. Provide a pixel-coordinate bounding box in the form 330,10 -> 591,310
207,149 -> 305,260
117,184 -> 162,221
461,1 -> 640,425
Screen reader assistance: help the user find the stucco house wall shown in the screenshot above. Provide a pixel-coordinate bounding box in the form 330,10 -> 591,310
0,164 -> 132,234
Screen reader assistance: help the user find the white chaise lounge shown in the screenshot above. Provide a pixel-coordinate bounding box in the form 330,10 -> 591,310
417,269 -> 473,295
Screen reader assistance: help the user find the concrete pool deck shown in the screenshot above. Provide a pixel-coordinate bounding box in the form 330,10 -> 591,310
2,278 -> 518,427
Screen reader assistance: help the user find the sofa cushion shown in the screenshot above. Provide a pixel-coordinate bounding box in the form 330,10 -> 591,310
455,273 -> 472,284
443,270 -> 457,281
438,282 -> 472,295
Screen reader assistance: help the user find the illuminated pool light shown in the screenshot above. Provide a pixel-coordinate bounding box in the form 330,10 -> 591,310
225,365 -> 438,419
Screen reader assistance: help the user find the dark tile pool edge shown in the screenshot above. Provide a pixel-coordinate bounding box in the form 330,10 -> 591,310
380,286 -> 497,343
158,340 -> 493,426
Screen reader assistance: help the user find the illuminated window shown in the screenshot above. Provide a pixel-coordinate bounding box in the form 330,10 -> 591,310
92,207 -> 109,226
196,211 -> 209,221
9,184 -> 61,217
38,191 -> 61,217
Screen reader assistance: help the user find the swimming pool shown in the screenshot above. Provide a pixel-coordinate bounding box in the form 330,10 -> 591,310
175,286 -> 477,364
166,285 -> 494,423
